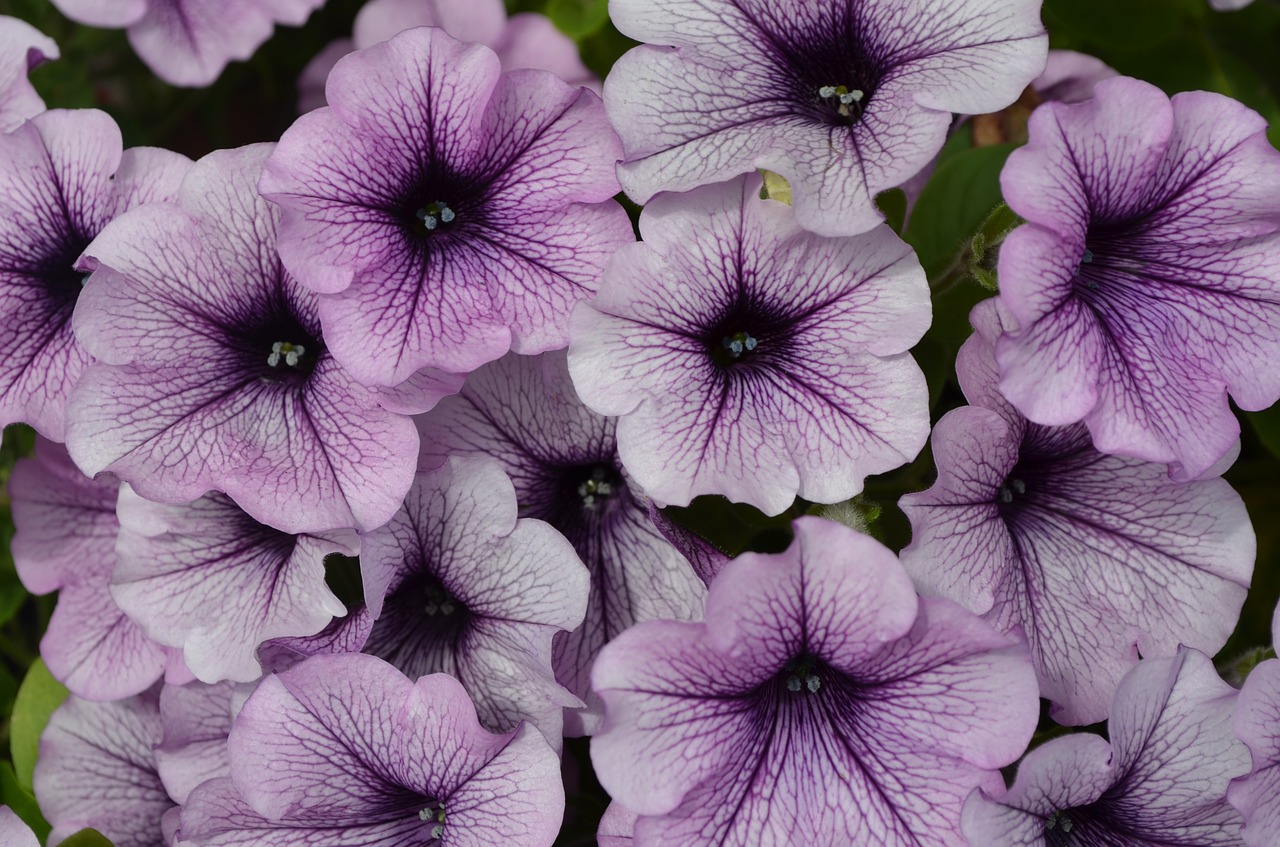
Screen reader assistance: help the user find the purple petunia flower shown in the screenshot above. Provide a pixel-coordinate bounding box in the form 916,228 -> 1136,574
260,26 -> 632,388
67,143 -> 418,535
298,0 -> 595,113
900,299 -> 1253,725
0,109 -> 189,441
49,0 -> 325,86
11,439 -> 189,700
416,350 -> 706,734
112,486 -> 356,684
156,679 -> 250,805
35,689 -> 176,847
591,516 -> 1039,847
597,803 -> 637,846
179,653 -> 564,847
569,174 -> 930,515
1032,50 -> 1118,106
604,0 -> 1046,236
963,648 -> 1251,847
360,456 -> 588,744
0,16 -> 57,132
995,76 -> 1280,481
1229,608 -> 1280,847
0,807 -> 38,847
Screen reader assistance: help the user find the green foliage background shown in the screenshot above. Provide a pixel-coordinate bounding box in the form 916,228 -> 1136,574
0,0 -> 1277,843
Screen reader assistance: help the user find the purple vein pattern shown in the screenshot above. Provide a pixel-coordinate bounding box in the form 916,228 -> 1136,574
604,0 -> 1046,236
900,299 -> 1253,725
34,689 -> 175,847
1229,607 -> 1280,847
67,143 -> 419,535
416,349 -> 706,735
995,75 -> 1280,481
569,174 -> 931,515
179,654 -> 564,847
963,648 -> 1251,847
112,486 -> 356,684
0,109 -> 189,440
11,439 -> 187,700
261,26 -> 632,389
591,516 -> 1039,847
360,456 -> 588,746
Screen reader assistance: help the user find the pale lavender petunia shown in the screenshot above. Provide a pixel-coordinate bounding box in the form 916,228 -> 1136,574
49,0 -> 325,86
0,108 -> 189,440
67,143 -> 418,535
112,486 -> 356,684
1229,607 -> 1280,847
591,516 -> 1039,847
416,350 -> 706,734
298,0 -> 595,112
255,605 -> 374,672
963,648 -> 1251,847
900,299 -> 1253,725
996,76 -> 1280,481
156,679 -> 253,805
11,438 -> 188,700
179,654 -> 564,847
598,803 -> 637,847
0,16 -> 57,132
260,26 -> 633,389
569,174 -> 930,515
360,456 -> 587,744
34,689 -> 175,847
1032,50 -> 1118,106
605,0 -> 1046,236
0,807 -> 38,847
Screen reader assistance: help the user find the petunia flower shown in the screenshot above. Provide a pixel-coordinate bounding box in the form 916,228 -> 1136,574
591,516 -> 1039,847
298,0 -> 595,113
1032,50 -> 1118,105
963,648 -> 1251,847
261,26 -> 632,389
995,76 -> 1280,481
112,485 -> 356,684
67,143 -> 418,535
34,689 -> 176,847
179,653 -> 564,847
0,108 -> 189,440
11,438 -> 188,700
48,0 -> 324,87
360,456 -> 588,745
597,803 -> 637,847
0,16 -> 57,132
0,807 -> 38,847
1229,606 -> 1280,847
416,350 -> 706,734
900,299 -> 1253,725
155,679 -> 250,806
604,0 -> 1047,236
569,173 -> 930,515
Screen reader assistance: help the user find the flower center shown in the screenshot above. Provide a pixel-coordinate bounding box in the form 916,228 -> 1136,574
418,800 -> 447,841
578,465 -> 616,509
1044,810 -> 1075,846
818,84 -> 864,119
998,477 -> 1026,504
414,200 -> 455,234
711,331 -> 759,367
267,341 -> 308,368
783,655 -> 822,694
423,581 -> 458,616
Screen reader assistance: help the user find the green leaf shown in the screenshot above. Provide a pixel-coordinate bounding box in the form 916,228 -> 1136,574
56,829 -> 115,847
1043,0 -> 1186,51
0,762 -> 49,843
904,143 -> 1016,278
875,189 -> 907,235
11,659 -> 69,793
1246,403 -> 1280,460
545,0 -> 610,38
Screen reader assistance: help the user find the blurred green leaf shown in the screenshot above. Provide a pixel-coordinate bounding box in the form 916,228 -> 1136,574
545,0 -> 610,38
904,143 -> 1016,278
875,189 -> 907,235
11,659 -> 68,793
56,829 -> 115,847
1044,0 -> 1186,51
0,762 -> 49,843
1245,403 -> 1280,460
